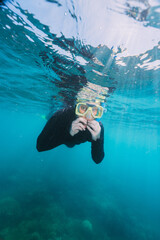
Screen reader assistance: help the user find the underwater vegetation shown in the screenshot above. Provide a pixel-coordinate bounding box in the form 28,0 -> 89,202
0,182 -> 156,240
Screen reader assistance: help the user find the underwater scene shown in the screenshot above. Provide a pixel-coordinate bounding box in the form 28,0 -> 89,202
0,0 -> 160,239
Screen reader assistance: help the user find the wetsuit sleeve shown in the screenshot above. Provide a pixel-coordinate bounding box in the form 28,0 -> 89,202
91,122 -> 104,164
36,108 -> 72,152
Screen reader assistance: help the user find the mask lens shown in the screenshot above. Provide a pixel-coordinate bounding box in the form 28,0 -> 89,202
92,106 -> 98,116
92,106 -> 103,118
78,104 -> 88,114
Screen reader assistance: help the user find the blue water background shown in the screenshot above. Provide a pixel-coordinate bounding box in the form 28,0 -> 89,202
0,0 -> 160,239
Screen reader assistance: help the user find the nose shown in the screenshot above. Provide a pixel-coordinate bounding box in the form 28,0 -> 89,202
85,110 -> 92,120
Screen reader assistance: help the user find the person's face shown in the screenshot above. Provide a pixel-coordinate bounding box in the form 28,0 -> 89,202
79,102 -> 99,121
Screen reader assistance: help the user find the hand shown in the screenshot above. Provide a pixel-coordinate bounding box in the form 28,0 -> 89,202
87,120 -> 101,141
70,117 -> 87,137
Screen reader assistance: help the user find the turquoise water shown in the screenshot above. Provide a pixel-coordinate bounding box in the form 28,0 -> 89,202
0,0 -> 160,239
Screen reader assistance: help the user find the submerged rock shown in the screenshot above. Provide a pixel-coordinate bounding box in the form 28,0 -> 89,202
82,219 -> 93,232
0,197 -> 21,229
29,232 -> 41,240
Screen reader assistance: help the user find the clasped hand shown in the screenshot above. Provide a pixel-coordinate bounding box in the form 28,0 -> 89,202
70,117 -> 101,141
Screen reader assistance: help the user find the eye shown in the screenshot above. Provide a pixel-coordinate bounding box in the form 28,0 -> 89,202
79,105 -> 87,113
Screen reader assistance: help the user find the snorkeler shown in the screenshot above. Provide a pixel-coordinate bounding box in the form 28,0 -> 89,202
36,99 -> 105,164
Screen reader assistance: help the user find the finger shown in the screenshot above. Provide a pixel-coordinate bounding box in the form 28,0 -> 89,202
77,126 -> 85,132
73,126 -> 81,132
73,124 -> 85,132
77,117 -> 87,125
77,123 -> 86,131
73,122 -> 86,130
87,122 -> 97,131
88,121 -> 100,131
88,120 -> 98,127
78,123 -> 86,130
88,123 -> 100,134
90,119 -> 97,124
73,118 -> 81,124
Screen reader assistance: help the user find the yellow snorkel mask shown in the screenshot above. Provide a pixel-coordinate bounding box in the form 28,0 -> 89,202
75,101 -> 104,119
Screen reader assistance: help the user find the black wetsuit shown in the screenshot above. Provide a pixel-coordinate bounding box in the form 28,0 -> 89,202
36,106 -> 104,164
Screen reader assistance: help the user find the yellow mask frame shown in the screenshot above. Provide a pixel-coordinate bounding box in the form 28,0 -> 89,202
75,102 -> 104,119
